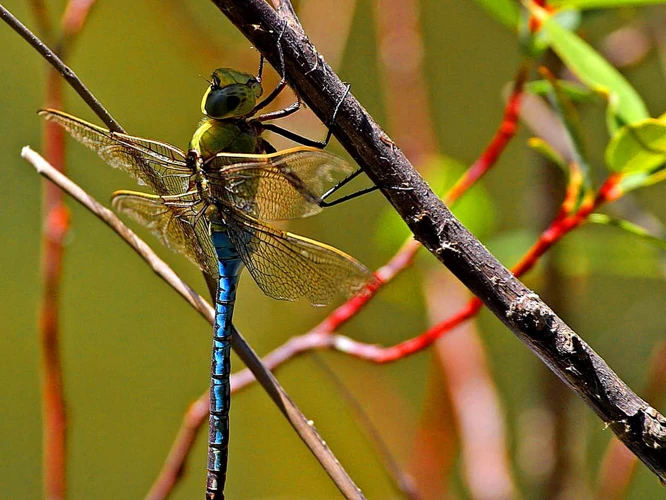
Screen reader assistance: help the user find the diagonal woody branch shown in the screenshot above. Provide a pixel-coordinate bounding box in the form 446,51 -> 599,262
211,0 -> 666,480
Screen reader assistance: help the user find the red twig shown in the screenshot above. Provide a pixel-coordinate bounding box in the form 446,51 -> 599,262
40,34 -> 69,500
37,2 -> 97,497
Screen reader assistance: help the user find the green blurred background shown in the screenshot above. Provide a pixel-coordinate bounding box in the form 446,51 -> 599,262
1,1 -> 665,498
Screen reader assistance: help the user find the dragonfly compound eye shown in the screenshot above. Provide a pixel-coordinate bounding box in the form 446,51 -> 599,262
202,84 -> 257,119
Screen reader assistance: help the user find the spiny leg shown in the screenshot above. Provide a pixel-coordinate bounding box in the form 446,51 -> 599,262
261,83 -> 352,149
318,162 -> 413,208
251,32 -> 381,205
252,20 -> 290,115
318,168 -> 379,208
256,95 -> 302,122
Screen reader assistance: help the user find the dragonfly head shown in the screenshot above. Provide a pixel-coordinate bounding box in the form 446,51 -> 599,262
202,68 -> 263,120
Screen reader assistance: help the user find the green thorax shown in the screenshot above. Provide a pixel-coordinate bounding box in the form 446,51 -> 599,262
189,117 -> 262,158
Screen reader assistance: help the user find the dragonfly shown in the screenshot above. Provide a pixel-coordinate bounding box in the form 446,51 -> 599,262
40,67 -> 376,499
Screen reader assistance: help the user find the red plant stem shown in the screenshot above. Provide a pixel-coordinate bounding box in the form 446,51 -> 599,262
37,3 -> 97,497
40,63 -> 69,500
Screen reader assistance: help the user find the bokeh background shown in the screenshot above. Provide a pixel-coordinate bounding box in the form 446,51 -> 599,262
1,1 -> 665,498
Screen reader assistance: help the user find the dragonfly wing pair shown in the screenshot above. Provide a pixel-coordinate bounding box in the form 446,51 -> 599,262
40,109 -> 376,304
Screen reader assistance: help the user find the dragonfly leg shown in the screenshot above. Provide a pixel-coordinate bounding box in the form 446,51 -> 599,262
321,83 -> 352,147
318,166 -> 413,208
256,95 -> 302,122
260,83 -> 351,148
252,20 -> 290,115
319,185 -> 380,207
319,168 -> 374,207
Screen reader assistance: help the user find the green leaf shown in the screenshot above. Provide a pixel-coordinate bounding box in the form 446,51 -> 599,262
531,4 -> 649,126
473,0 -> 520,28
588,214 -> 666,250
605,119 -> 666,173
551,0 -> 666,9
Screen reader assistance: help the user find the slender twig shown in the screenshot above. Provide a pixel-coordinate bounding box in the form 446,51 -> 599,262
21,147 -> 365,500
0,3 -> 122,132
212,0 -> 666,481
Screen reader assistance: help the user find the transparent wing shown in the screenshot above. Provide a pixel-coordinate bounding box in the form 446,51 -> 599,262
40,109 -> 191,196
205,147 -> 354,221
112,190 -> 218,280
222,209 -> 376,306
